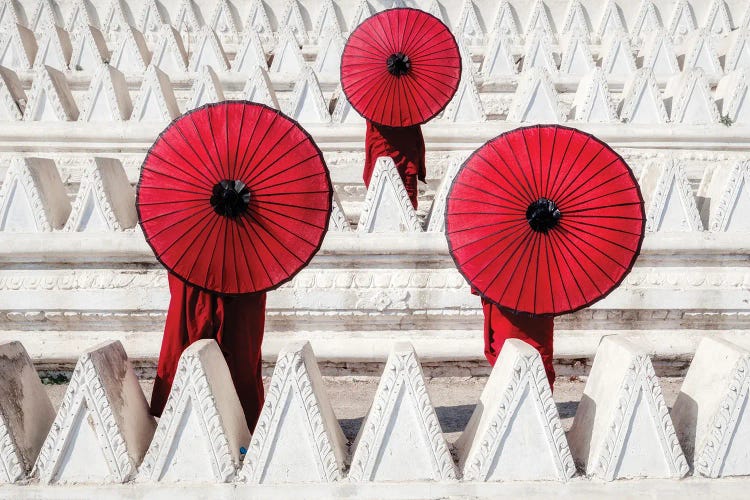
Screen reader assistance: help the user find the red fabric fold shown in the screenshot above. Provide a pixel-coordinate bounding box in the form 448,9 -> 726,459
480,296 -> 556,389
363,121 -> 426,209
151,273 -> 266,431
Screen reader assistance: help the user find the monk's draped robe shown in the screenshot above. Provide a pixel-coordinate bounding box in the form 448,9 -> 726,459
363,121 -> 426,209
150,273 -> 266,431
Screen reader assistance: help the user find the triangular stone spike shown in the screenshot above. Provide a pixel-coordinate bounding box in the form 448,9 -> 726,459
596,1 -> 626,40
188,65 -> 224,110
0,0 -> 21,30
109,25 -> 151,74
33,24 -> 72,71
131,64 -> 180,122
24,65 -> 78,121
704,0 -> 732,36
233,29 -> 267,72
742,4 -> 750,30
280,0 -> 308,45
708,160 -> 750,231
30,0 -> 61,32
357,157 -> 422,233
331,85 -> 362,124
174,0 -> 202,35
0,157 -> 69,231
664,69 -> 720,124
79,63 -> 132,122
641,159 -> 703,232
137,0 -> 167,37
561,0 -> 589,39
683,29 -> 723,76
522,28 -> 558,73
314,33 -> 344,78
559,32 -> 595,75
0,23 -> 38,71
151,24 -> 188,76
270,28 -> 305,75
348,0 -> 373,33
287,65 -> 330,124
716,69 -> 750,125
208,0 -> 240,41
456,38 -> 476,77
388,0 -> 406,9
240,342 -> 347,483
442,71 -> 485,122
101,0 -> 136,38
64,157 -> 136,231
0,66 -> 26,121
349,342 -> 456,481
313,0 -> 342,42
668,0 -> 697,43
456,0 -> 484,46
572,68 -> 617,123
631,0 -> 663,43
672,338 -> 750,477
618,68 -> 668,124
137,339 -> 250,483
482,34 -> 517,78
724,29 -> 750,72
508,68 -> 564,123
641,29 -> 680,77
34,341 -> 155,484
243,65 -> 279,108
425,156 -> 465,232
329,190 -> 352,231
489,1 -> 519,40
601,31 -> 636,77
456,339 -> 575,481
525,0 -> 555,42
425,0 -> 447,24
568,336 -> 688,480
70,25 -> 109,73
0,341 -> 55,483
189,26 -> 229,72
66,0 -> 100,33
244,0 -> 273,40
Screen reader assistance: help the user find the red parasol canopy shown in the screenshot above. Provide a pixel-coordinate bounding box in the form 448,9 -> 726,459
137,101 -> 332,295
341,8 -> 461,127
446,125 -> 645,316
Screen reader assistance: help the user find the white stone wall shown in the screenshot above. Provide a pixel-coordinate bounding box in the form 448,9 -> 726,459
0,0 -> 750,368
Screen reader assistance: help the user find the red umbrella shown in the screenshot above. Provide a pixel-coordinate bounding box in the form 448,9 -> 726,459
341,8 -> 461,127
137,101 -> 332,295
446,125 -> 645,316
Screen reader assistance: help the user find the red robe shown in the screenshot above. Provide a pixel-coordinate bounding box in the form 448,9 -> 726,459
151,273 -> 266,431
364,121 -> 426,209
480,296 -> 555,389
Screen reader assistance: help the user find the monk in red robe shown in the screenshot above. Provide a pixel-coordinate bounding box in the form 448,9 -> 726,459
481,297 -> 555,388
363,121 -> 426,209
150,274 -> 266,431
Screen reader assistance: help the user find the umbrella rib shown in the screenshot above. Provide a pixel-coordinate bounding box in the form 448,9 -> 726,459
250,208 -> 320,248
148,147 -> 214,188
561,216 -> 643,237
235,105 -> 268,179
225,103 -> 232,180
146,206 -> 214,256
248,153 -> 320,191
486,228 -> 536,306
162,210 -> 219,280
504,135 -> 540,205
545,130 -> 574,202
452,180 -> 526,211
232,218 -> 258,291
508,229 -> 540,312
401,73 -> 433,123
463,226 -> 531,284
206,106 -> 224,185
487,142 -> 535,203
245,210 -> 303,268
408,40 -> 461,62
545,230 -> 575,311
235,214 -> 273,285
559,220 -> 640,256
531,232 -> 542,314
187,113 -> 225,182
557,224 -> 630,272
547,229 -> 590,307
447,218 -> 527,235
521,129 -> 540,199
449,196 -> 528,215
452,219 -> 528,258
238,120 -> 297,182
142,158 -> 211,192
253,189 -> 330,198
373,13 -> 397,55
564,201 -> 643,214
138,198 -> 208,206
555,162 -> 627,207
254,199 -> 329,212
547,136 -> 593,202
552,146 -> 610,205
401,9 -> 431,55
204,215 -> 226,291
138,201 -> 206,224
236,112 -> 280,183
554,227 -> 613,288
560,180 -> 638,213
172,124 -> 222,182
358,23 -> 391,59
476,149 -> 540,205
349,72 -> 391,122
252,202 -> 327,230
542,236 -> 557,314
227,218 -> 241,293
139,184 -> 208,197
543,127 -> 558,196
405,22 -> 451,60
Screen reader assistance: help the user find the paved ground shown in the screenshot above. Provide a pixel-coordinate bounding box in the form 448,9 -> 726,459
42,375 -> 684,445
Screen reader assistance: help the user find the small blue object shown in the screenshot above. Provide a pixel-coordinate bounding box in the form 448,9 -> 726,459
240,447 -> 247,455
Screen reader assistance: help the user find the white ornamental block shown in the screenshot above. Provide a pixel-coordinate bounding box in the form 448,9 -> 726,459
357,157 -> 422,233
24,65 -> 78,121
151,25 -> 188,77
331,86 -> 362,124
0,66 -> 25,121
188,26 -> 229,72
34,340 -> 156,484
709,160 -> 750,232
243,65 -> 279,109
0,23 -> 37,72
456,339 -> 575,481
70,25 -> 109,73
618,69 -> 668,125
137,339 -> 250,483
716,70 -> 750,125
568,335 -> 689,480
233,29 -> 268,73
287,66 -> 330,124
32,25 -> 71,72
349,342 -> 457,481
329,191 -> 351,231
672,337 -> 750,477
426,156 -> 466,232
508,67 -> 565,123
572,68 -> 617,123
0,341 -> 55,483
79,63 -> 132,122
597,1 -> 626,40
188,65 -> 225,110
667,0 -> 697,43
240,341 -> 347,483
664,69 -> 720,125
270,28 -> 305,75
130,65 -> 180,122
109,26 -> 151,75
641,159 -> 703,232
442,71 -> 486,123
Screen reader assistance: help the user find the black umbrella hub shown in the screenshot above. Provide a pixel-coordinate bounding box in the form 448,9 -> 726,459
526,197 -> 561,233
211,179 -> 250,218
386,52 -> 411,76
